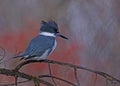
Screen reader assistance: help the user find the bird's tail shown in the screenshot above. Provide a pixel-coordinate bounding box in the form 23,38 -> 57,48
13,52 -> 25,58
13,55 -> 22,58
13,54 -> 25,60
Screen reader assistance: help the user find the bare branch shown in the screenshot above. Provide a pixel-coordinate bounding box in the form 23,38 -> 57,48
48,63 -> 57,86
39,75 -> 77,86
0,68 -> 54,86
0,59 -> 119,86
14,59 -> 120,84
74,67 -> 80,86
1,74 -> 77,86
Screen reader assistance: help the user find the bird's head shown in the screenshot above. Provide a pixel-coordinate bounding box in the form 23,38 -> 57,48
40,20 -> 68,40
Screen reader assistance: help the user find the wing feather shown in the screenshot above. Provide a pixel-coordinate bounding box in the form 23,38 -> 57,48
16,35 -> 55,59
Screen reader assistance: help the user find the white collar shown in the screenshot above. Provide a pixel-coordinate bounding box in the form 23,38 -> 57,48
39,32 -> 56,37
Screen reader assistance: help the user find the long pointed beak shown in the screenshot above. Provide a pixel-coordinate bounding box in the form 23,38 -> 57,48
57,33 -> 68,40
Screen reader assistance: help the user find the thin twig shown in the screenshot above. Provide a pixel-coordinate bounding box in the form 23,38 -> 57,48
39,75 -> 77,86
33,78 -> 40,86
1,80 -> 30,86
93,74 -> 97,86
106,79 -> 109,86
74,67 -> 80,86
48,63 -> 57,86
15,76 -> 18,86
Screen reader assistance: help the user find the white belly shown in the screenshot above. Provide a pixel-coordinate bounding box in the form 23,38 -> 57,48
51,40 -> 57,54
34,49 -> 50,60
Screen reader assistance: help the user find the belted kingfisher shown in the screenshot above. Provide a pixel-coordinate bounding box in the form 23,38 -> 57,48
14,20 -> 68,60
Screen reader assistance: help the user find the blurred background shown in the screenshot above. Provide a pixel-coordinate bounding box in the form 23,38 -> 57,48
0,0 -> 120,86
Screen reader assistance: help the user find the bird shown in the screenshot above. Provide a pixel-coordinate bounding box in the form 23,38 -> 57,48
14,20 -> 68,60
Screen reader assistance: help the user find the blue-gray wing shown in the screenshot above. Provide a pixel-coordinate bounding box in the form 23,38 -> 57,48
16,35 -> 55,59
